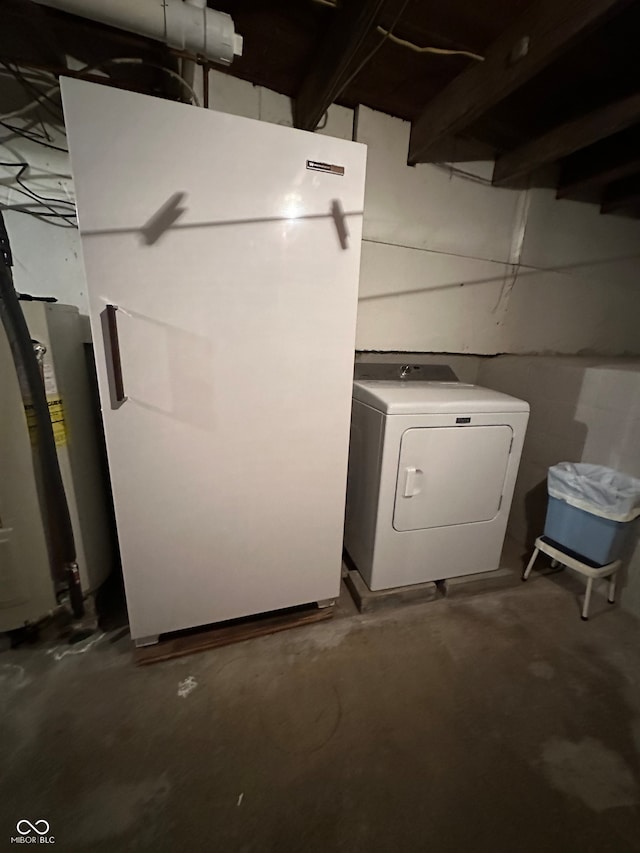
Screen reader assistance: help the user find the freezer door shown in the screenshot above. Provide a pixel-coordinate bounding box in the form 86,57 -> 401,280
61,78 -> 366,640
393,425 -> 512,532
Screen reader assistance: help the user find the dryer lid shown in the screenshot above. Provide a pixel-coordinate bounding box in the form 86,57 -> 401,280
352,380 -> 530,415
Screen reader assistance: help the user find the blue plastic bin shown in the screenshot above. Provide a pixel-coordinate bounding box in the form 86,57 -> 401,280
544,496 -> 629,566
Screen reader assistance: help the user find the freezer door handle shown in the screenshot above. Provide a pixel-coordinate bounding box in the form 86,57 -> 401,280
403,467 -> 423,497
105,304 -> 127,405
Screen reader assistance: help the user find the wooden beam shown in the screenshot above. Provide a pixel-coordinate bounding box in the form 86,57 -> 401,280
557,127 -> 640,197
293,0 -> 387,132
493,93 -> 640,186
601,174 -> 640,213
408,0 -> 632,165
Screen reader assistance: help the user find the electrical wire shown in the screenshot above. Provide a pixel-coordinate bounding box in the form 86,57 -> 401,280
309,1 -> 484,61
0,120 -> 68,152
0,80 -> 62,121
12,182 -> 76,215
0,66 -> 73,228
0,194 -> 76,226
0,64 -> 63,122
332,0 -> 412,99
0,205 -> 77,227
0,69 -> 66,146
434,162 -> 493,186
2,111 -> 58,144
16,172 -> 74,209
0,66 -> 57,84
0,66 -> 58,118
0,160 -> 76,222
0,56 -> 201,121
0,57 -> 197,229
2,61 -> 64,121
2,205 -> 72,217
375,26 -> 484,61
0,56 -> 202,124
21,116 -> 54,143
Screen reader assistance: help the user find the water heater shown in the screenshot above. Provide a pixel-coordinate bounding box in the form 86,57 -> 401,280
0,301 -> 113,632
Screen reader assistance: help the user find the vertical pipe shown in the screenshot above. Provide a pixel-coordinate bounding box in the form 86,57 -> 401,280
203,61 -> 209,109
180,0 -> 207,94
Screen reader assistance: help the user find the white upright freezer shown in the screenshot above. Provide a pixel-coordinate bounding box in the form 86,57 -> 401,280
61,78 -> 367,645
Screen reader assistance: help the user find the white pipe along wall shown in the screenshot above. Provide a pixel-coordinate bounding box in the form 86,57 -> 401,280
30,0 -> 243,65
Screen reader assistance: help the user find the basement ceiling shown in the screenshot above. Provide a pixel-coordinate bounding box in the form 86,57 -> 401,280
213,0 -> 533,123
3,0 -> 640,217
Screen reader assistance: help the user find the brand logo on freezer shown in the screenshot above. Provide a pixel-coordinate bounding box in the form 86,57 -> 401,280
306,160 -> 345,176
11,820 -> 55,844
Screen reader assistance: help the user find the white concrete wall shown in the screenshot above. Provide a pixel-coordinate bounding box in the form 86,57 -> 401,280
0,117 -> 85,309
355,106 -> 640,355
4,71 -> 640,357
6,71 -> 640,611
196,70 -> 354,140
355,351 -> 481,384
479,355 -> 640,618
1,70 -> 353,315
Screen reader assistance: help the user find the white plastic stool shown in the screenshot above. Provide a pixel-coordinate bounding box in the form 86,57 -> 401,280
523,536 -> 620,621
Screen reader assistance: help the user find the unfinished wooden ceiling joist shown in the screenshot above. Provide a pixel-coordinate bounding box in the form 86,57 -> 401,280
293,0 -> 387,132
601,174 -> 640,213
4,0 -> 640,217
557,126 -> 640,199
407,0 -> 635,166
492,92 -> 640,186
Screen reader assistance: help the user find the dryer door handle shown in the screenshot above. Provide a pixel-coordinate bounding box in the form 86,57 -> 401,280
403,466 -> 423,497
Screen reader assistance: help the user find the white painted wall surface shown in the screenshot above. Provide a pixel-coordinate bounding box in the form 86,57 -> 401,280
479,355 -> 640,619
0,122 -> 86,310
197,70 -> 354,141
1,70 -> 353,317
355,106 -> 640,355
3,71 -> 640,357
5,71 -> 640,615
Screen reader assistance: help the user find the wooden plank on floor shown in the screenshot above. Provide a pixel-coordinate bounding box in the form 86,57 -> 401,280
134,604 -> 334,666
343,564 -> 521,612
344,567 -> 439,614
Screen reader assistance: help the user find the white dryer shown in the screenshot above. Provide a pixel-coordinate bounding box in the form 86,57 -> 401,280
344,377 -> 529,590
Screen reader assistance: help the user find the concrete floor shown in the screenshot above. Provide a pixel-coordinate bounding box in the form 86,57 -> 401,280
2,551 -> 640,852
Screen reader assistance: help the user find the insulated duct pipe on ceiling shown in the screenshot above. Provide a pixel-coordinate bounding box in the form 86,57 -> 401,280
30,0 -> 243,66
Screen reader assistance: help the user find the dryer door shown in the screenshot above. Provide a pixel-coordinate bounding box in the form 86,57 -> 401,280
393,425 -> 512,532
